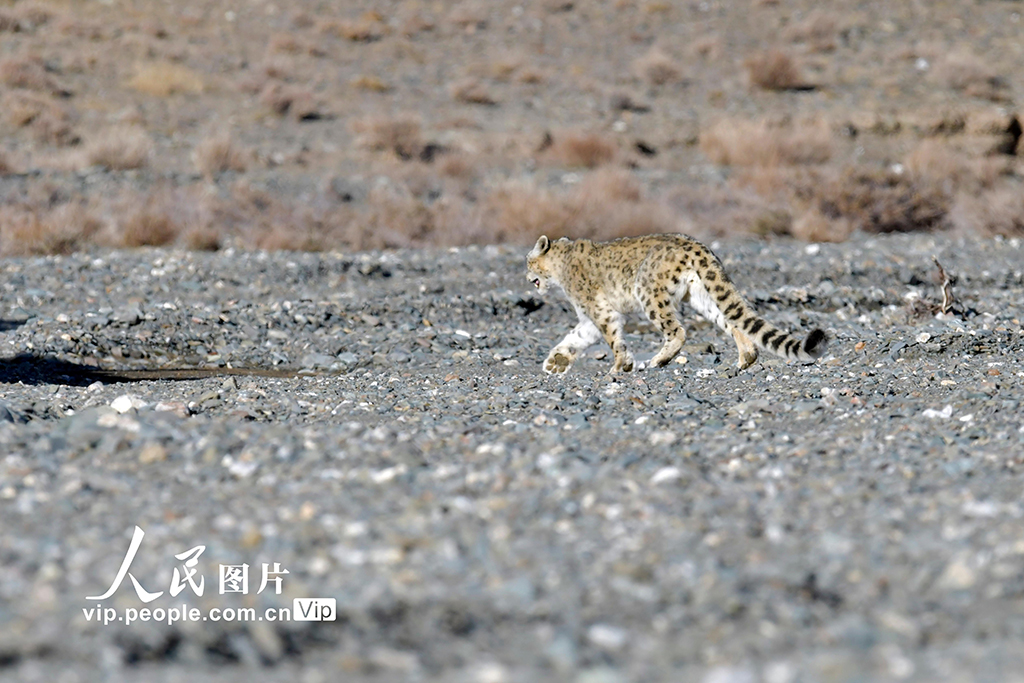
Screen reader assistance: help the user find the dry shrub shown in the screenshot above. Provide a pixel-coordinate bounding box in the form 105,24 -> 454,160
437,153 -> 476,179
192,132 -> 249,176
634,48 -> 682,86
0,10 -> 20,32
1,90 -> 77,145
183,226 -> 222,251
905,139 -> 1009,196
935,52 -> 1008,101
950,184 -> 1024,236
56,16 -> 106,40
904,140 -> 970,192
118,194 -> 183,247
477,181 -> 575,243
575,167 -> 642,203
0,56 -> 63,94
785,11 -> 838,52
447,3 -> 487,31
790,207 -> 852,242
351,75 -> 391,92
449,78 -> 497,105
129,62 -> 204,96
517,67 -> 547,85
487,55 -> 522,82
690,36 -> 721,60
81,127 -> 152,170
316,12 -> 386,42
13,2 -> 54,28
700,118 -> 832,167
464,170 -> 672,245
667,182 -> 783,238
258,82 -> 323,120
745,49 -> 809,91
352,116 -> 424,158
543,131 -> 618,169
268,32 -> 304,55
801,167 -> 949,233
0,203 -> 99,256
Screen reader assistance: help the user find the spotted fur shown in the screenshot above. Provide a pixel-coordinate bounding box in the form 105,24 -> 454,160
526,234 -> 827,375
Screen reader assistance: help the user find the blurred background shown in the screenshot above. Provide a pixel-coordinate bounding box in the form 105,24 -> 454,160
0,0 -> 1021,254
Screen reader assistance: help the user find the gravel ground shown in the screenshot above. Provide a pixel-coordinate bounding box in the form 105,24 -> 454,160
2,233 -> 1024,683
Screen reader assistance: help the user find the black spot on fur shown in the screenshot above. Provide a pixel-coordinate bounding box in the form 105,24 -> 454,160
705,271 -> 717,282
771,335 -> 786,352
785,338 -> 799,356
748,319 -> 765,335
761,329 -> 776,347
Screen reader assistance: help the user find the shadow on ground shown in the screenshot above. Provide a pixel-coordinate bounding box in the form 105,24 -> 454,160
0,354 -> 300,386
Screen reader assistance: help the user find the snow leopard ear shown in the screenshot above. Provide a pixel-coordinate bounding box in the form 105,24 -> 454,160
534,235 -> 551,255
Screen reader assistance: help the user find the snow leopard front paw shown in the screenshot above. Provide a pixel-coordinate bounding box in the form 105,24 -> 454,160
544,349 -> 575,374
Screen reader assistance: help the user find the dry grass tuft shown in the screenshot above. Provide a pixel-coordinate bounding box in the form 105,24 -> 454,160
700,118 -> 832,167
634,48 -> 683,86
13,2 -> 54,28
477,181 -> 574,243
745,49 -> 809,91
316,13 -> 386,42
258,82 -> 324,120
1,90 -> 77,145
351,75 -> 391,92
81,127 -> 152,170
790,207 -> 852,242
0,203 -> 100,256
934,52 -> 1008,101
785,11 -> 838,52
543,131 -> 618,169
803,167 -> 949,233
950,183 -> 1024,236
352,116 -> 424,159
129,62 -> 204,96
437,153 -> 476,179
447,3 -> 488,32
118,194 -> 183,247
449,78 -> 498,105
192,132 -> 249,176
0,55 -> 64,94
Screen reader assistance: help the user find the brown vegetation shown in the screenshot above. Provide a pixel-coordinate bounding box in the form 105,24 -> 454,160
0,202 -> 99,256
785,11 -> 838,53
934,52 -> 1008,102
745,49 -> 810,91
352,116 -> 425,159
700,118 -> 832,167
192,132 -> 249,177
449,78 -> 498,105
0,55 -> 65,95
634,48 -> 683,86
81,127 -> 152,170
0,0 -> 1021,254
128,62 -> 204,97
542,131 -> 618,169
1,90 -> 77,145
